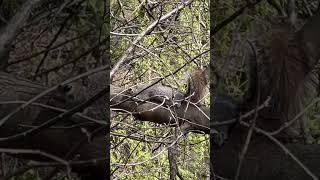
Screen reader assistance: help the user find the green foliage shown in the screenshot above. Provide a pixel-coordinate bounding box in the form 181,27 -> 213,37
309,105 -> 320,141
111,0 -> 320,178
111,0 -> 210,177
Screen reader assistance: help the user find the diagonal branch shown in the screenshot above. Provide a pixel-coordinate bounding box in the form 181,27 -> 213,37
0,0 -> 43,68
110,0 -> 193,80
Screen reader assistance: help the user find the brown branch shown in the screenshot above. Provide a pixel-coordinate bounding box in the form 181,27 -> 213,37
3,157 -> 107,180
0,100 -> 107,125
44,125 -> 107,180
0,86 -> 109,142
0,64 -> 109,128
0,0 -> 43,68
240,121 -> 319,180
113,49 -> 209,107
110,0 -> 194,80
270,97 -> 320,136
211,97 -> 271,127
7,30 -> 92,66
0,148 -> 70,171
211,0 -> 263,35
34,37 -> 108,78
33,12 -> 75,78
235,44 -> 261,180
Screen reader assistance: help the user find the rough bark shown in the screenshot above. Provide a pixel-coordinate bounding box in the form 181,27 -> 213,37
111,83 -> 210,133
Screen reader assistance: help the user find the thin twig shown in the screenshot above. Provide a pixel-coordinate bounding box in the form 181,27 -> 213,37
0,63 -> 109,128
240,121 -> 319,180
235,41 -> 260,180
0,0 -> 43,67
110,0 -> 194,80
